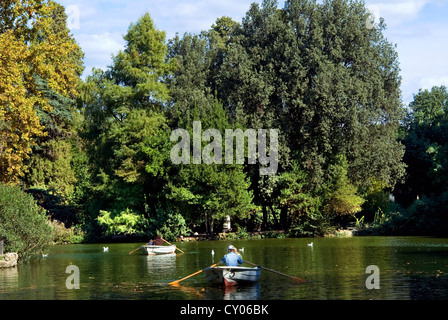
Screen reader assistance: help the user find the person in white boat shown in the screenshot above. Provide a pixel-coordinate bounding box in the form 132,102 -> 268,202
220,245 -> 243,266
147,235 -> 163,246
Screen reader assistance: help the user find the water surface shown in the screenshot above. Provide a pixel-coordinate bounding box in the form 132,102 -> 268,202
1,236 -> 447,300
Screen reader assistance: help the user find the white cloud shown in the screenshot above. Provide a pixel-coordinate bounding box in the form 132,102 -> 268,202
367,0 -> 430,27
76,32 -> 125,73
419,76 -> 448,90
364,1 -> 448,104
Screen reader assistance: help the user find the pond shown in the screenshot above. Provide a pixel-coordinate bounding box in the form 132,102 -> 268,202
1,236 -> 447,300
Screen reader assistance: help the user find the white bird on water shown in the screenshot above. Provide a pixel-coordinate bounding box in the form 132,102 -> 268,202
307,242 -> 313,247
239,247 -> 244,253
103,247 -> 109,252
211,250 -> 214,256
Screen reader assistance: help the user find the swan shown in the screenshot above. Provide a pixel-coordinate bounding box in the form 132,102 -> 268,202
103,247 -> 109,252
307,242 -> 313,247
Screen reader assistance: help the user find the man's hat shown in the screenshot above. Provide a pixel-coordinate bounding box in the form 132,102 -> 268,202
227,245 -> 236,251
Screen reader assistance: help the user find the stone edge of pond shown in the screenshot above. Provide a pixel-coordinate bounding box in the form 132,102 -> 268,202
0,252 -> 18,268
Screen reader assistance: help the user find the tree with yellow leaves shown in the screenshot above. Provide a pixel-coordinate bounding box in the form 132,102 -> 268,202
0,0 -> 81,183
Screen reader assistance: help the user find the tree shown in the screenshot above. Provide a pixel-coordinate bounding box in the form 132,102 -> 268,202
107,13 -> 176,111
398,86 -> 448,204
395,86 -> 448,235
168,0 -> 405,231
166,100 -> 255,237
166,32 -> 215,126
0,0 -> 81,183
78,13 -> 177,238
323,154 -> 365,217
277,161 -> 322,234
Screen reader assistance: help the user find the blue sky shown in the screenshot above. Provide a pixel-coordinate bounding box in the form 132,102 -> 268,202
57,0 -> 448,105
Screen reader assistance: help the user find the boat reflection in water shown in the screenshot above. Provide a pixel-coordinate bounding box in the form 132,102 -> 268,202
202,266 -> 262,300
202,281 -> 261,300
223,282 -> 261,300
144,253 -> 176,275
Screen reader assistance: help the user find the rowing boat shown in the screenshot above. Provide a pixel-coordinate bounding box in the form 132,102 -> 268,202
140,245 -> 176,255
202,266 -> 261,286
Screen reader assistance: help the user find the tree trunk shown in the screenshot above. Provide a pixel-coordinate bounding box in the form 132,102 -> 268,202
262,206 -> 268,229
270,205 -> 279,228
205,211 -> 209,235
210,217 -> 214,239
280,206 -> 288,230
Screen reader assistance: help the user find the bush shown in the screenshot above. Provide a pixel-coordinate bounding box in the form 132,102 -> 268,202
148,207 -> 191,241
0,183 -> 53,261
96,208 -> 149,237
50,220 -> 84,244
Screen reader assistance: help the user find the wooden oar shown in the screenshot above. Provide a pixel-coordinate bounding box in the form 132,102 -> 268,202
128,246 -> 141,255
161,237 -> 185,253
243,260 -> 306,283
169,263 -> 220,285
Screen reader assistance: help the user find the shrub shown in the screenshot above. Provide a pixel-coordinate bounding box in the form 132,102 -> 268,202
49,220 -> 84,244
96,208 -> 149,237
0,183 -> 53,261
148,207 -> 191,241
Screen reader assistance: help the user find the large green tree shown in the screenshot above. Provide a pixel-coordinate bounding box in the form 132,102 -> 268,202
166,100 -> 255,236
219,0 -> 406,190
168,0 -> 405,231
394,86 -> 448,235
78,13 -> 180,238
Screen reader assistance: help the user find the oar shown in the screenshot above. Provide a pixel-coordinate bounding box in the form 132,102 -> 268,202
243,260 -> 306,283
161,237 -> 185,254
169,263 -> 220,285
129,246 -> 141,255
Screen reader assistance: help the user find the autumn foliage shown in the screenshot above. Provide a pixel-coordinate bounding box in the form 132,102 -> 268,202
0,0 -> 80,183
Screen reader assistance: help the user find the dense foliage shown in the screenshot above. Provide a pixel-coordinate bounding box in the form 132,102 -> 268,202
1,0 -> 447,253
392,86 -> 448,235
0,0 -> 82,184
0,184 -> 53,260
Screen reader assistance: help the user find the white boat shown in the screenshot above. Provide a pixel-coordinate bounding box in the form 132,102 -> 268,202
140,245 -> 176,255
203,266 -> 261,286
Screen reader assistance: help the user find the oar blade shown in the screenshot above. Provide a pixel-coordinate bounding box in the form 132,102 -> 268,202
168,263 -> 219,286
128,246 -> 141,255
293,276 -> 306,283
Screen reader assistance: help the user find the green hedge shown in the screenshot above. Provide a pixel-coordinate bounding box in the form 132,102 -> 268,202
0,183 -> 52,261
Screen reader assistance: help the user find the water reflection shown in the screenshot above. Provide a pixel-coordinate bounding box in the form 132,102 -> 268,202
200,282 -> 261,300
1,237 -> 448,300
222,282 -> 261,300
0,266 -> 18,289
145,253 -> 176,274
